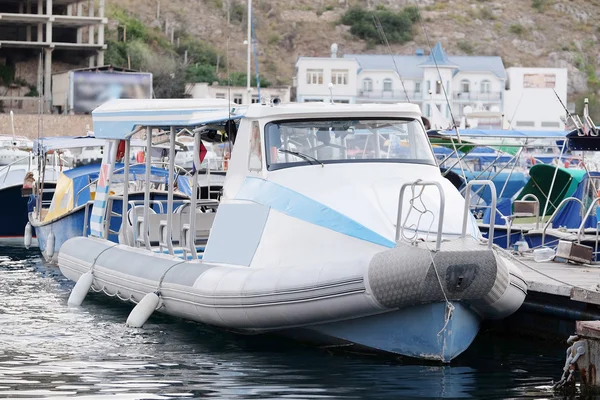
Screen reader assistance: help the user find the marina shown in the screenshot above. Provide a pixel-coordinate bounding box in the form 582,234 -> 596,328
1,0 -> 600,397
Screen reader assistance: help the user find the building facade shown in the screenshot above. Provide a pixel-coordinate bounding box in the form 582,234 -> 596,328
186,82 -> 291,105
0,0 -> 107,112
295,43 -> 510,129
504,67 -> 568,130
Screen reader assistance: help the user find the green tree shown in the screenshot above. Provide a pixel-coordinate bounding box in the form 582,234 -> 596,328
186,64 -> 218,83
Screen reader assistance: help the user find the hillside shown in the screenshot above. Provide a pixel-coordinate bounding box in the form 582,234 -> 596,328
107,0 -> 600,114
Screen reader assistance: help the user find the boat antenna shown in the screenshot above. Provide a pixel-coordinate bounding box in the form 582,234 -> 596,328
251,9 -> 261,103
371,13 -> 410,103
414,7 -> 460,142
10,110 -> 15,145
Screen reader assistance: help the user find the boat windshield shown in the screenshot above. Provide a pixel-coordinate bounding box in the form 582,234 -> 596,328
264,118 -> 435,170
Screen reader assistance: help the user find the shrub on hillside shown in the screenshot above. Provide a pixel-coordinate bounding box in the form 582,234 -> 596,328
340,6 -> 419,45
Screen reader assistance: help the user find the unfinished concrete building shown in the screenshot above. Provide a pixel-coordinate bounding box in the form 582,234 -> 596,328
0,0 -> 107,112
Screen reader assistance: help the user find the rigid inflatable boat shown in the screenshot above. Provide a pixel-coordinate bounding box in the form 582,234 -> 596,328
58,99 -> 527,362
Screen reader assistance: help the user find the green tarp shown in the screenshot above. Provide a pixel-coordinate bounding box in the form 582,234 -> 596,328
515,164 -> 586,216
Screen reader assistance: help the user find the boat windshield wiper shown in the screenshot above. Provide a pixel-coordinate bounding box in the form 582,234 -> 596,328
278,149 -> 324,167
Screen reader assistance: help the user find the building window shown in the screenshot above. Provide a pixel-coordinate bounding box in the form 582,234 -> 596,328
215,93 -> 226,99
541,121 -> 561,128
435,81 -> 442,94
233,94 -> 243,104
426,80 -> 431,93
425,104 -> 431,117
516,121 -> 535,127
331,69 -> 348,85
251,95 -> 260,104
481,80 -> 491,93
362,78 -> 373,92
415,82 -> 421,93
460,79 -> 470,93
383,78 -> 393,92
304,98 -> 323,102
306,69 -> 323,85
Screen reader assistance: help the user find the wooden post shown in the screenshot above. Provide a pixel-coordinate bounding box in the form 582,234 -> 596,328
576,321 -> 600,390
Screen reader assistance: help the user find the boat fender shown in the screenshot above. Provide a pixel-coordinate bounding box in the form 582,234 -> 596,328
24,222 -> 32,249
126,292 -> 160,328
46,232 -> 55,259
67,271 -> 94,306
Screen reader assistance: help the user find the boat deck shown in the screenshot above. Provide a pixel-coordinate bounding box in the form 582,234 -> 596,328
515,254 -> 600,304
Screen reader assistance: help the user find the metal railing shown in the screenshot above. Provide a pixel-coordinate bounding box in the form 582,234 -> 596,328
74,162 -> 191,206
396,180 -> 445,251
504,194 -> 540,249
462,180 -> 497,249
577,197 -> 600,243
541,197 -> 584,247
452,91 -> 502,101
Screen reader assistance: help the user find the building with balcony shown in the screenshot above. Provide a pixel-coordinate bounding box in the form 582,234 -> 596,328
295,42 -> 507,128
0,0 -> 107,112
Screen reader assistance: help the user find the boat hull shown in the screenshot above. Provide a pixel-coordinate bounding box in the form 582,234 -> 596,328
58,236 -> 525,362
30,206 -> 89,263
0,184 -> 54,246
479,225 -> 525,249
296,302 -> 480,362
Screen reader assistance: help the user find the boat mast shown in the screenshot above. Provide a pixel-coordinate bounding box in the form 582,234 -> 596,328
246,0 -> 251,98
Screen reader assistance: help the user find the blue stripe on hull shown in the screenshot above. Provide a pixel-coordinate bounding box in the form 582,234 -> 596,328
308,302 -> 480,362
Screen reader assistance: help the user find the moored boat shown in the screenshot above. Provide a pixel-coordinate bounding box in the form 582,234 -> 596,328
58,99 -> 526,362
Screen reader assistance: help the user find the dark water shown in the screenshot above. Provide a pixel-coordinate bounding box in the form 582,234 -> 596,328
0,246 -> 586,399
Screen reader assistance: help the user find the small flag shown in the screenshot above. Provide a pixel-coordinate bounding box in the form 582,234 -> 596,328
116,140 -> 126,161
199,141 -> 207,163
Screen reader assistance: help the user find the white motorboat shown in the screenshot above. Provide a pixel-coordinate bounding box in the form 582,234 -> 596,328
58,98 -> 526,362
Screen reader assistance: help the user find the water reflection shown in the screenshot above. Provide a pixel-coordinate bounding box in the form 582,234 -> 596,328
0,245 -> 581,399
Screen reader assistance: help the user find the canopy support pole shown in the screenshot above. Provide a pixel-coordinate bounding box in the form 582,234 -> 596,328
142,127 -> 152,250
165,127 -> 175,255
121,140 -> 130,245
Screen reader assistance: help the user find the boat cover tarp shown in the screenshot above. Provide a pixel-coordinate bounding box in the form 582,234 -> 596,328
566,127 -> 600,151
552,171 -> 600,229
452,169 -> 529,206
514,164 -> 586,216
482,197 -> 512,225
43,163 -> 171,222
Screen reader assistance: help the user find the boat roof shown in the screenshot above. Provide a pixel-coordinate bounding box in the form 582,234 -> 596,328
92,99 -> 245,140
33,135 -> 105,154
242,102 -> 422,120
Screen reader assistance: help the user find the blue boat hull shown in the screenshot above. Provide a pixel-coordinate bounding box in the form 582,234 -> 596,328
290,302 -> 480,362
0,183 -> 54,245
479,225 -> 523,249
31,206 -> 90,262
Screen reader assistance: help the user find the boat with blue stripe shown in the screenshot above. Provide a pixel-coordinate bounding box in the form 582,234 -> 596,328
57,99 -> 526,362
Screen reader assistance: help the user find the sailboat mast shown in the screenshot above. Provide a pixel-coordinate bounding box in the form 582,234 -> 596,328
246,0 -> 252,96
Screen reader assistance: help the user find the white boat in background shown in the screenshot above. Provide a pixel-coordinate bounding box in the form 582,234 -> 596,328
58,98 -> 526,362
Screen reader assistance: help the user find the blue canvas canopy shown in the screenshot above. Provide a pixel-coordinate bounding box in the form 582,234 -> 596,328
552,171 -> 600,229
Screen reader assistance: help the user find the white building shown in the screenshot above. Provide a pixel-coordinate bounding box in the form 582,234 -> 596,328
295,43 -> 507,128
295,44 -> 359,104
186,82 -> 291,105
504,67 -> 568,130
